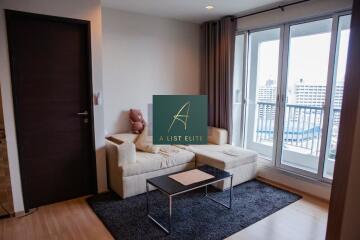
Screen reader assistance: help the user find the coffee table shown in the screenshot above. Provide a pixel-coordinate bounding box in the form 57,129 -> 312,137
146,165 -> 233,234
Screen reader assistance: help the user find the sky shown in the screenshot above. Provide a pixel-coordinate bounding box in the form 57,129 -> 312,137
256,29 -> 350,87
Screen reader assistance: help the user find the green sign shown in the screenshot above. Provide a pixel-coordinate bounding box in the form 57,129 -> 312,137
153,95 -> 208,145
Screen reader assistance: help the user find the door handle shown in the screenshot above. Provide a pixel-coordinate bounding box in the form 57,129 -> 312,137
77,111 -> 88,116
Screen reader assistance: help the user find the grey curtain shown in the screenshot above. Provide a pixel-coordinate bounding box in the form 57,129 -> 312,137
201,16 -> 236,143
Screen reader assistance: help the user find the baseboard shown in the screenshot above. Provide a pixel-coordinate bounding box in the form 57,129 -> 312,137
257,160 -> 331,201
257,176 -> 329,203
12,210 -> 26,217
12,208 -> 38,218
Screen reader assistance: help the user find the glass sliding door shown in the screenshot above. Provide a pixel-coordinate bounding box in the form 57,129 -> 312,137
323,15 -> 351,179
232,11 -> 351,182
232,34 -> 246,146
280,18 -> 333,174
244,28 -> 281,160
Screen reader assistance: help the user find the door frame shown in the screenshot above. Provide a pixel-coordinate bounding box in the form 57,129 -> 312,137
276,15 -> 335,180
5,10 -> 98,210
276,12 -> 352,181
237,9 -> 352,183
320,12 -> 352,183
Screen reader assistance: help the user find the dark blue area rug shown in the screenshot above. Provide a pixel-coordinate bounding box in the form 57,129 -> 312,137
87,180 -> 300,240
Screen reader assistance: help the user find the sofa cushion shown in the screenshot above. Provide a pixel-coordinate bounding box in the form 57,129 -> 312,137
184,144 -> 257,170
117,142 -> 137,165
120,146 -> 195,177
208,127 -> 228,145
107,133 -> 139,145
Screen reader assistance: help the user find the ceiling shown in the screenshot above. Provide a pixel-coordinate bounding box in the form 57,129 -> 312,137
101,0 -> 289,24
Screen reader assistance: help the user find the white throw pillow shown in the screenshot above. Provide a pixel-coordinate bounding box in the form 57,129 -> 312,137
117,142 -> 136,165
135,126 -> 160,154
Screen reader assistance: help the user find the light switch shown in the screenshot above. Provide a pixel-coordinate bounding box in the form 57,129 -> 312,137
93,92 -> 101,106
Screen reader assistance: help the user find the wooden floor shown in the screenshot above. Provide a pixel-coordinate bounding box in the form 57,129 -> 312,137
0,197 -> 113,240
227,194 -> 329,240
0,184 -> 329,240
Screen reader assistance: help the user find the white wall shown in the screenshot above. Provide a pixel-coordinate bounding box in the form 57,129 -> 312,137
237,0 -> 353,31
102,7 -> 200,134
0,0 -> 106,212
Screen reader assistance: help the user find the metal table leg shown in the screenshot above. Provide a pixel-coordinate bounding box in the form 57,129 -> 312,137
146,181 -> 149,214
146,181 -> 172,234
230,175 -> 233,209
204,175 -> 233,209
169,195 -> 172,233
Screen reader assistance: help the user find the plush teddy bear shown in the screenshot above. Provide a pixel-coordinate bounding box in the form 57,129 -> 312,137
129,109 -> 146,134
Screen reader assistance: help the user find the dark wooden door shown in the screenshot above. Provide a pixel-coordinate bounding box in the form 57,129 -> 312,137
5,10 -> 97,210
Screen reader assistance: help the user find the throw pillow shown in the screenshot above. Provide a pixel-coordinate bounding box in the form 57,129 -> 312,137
117,142 -> 136,165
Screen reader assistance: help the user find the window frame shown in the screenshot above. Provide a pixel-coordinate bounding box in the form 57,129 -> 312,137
244,27 -> 282,161
234,10 -> 352,184
233,31 -> 248,148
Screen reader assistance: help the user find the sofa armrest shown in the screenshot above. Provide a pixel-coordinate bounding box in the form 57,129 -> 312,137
106,140 -> 121,166
208,126 -> 228,145
105,139 -> 125,196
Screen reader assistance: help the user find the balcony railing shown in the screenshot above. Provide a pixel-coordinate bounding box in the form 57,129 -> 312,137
255,102 -> 340,157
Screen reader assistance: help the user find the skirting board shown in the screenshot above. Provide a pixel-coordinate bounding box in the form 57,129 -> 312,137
13,208 -> 37,218
257,158 -> 331,201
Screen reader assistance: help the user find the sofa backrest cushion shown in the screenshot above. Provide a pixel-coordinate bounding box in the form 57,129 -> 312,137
208,127 -> 228,145
107,133 -> 139,145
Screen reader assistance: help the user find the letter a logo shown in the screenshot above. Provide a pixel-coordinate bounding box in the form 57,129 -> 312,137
168,101 -> 190,132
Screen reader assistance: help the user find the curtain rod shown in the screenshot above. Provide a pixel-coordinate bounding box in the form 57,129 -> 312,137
232,0 -> 311,21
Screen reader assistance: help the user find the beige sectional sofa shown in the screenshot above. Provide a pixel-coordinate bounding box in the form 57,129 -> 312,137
106,127 -> 257,199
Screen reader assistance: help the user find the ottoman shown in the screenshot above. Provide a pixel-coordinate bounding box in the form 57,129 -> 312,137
188,144 -> 258,190
175,127 -> 258,190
